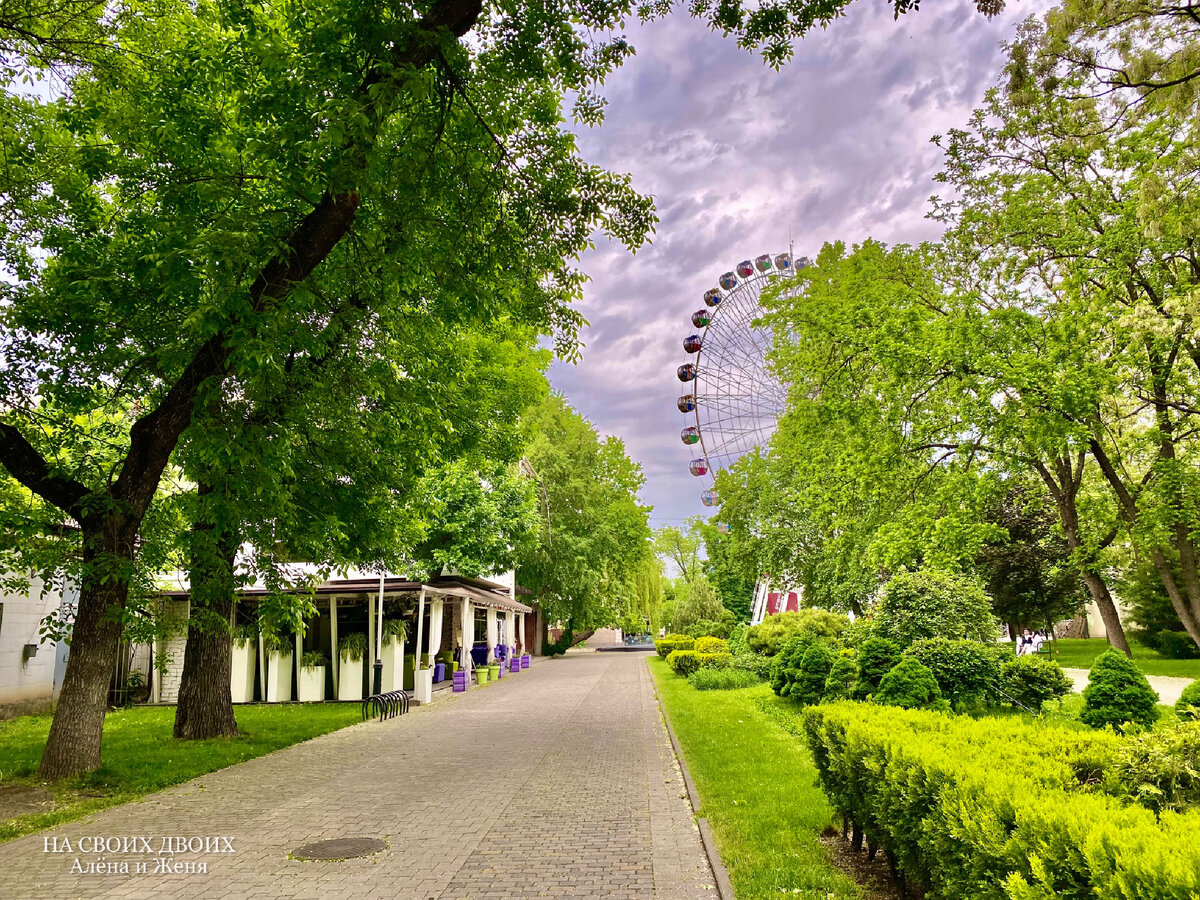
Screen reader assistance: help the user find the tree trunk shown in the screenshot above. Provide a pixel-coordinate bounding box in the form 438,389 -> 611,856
1080,570 -> 1130,656
39,526 -> 133,780
174,483 -> 240,740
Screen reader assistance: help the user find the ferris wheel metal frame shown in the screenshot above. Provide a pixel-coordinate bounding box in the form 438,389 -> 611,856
676,250 -> 808,507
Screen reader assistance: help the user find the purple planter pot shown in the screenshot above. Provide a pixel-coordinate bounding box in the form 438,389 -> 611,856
510,658 -> 520,673
452,670 -> 469,693
433,662 -> 446,683
521,654 -> 531,669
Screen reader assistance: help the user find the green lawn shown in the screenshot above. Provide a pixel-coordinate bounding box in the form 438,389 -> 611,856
1048,638 -> 1200,679
649,657 -> 866,900
0,704 -> 361,843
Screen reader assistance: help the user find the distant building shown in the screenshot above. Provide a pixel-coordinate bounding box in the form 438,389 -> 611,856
0,574 -> 74,719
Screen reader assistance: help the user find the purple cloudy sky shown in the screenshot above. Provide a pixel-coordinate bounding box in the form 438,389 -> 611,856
546,0 -> 1042,527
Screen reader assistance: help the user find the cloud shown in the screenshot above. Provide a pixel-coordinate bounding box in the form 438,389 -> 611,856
549,0 -> 1048,530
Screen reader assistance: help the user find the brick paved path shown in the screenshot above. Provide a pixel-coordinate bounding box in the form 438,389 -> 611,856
0,653 -> 713,900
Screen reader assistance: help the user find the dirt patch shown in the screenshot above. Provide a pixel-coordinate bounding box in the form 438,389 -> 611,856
820,828 -> 900,900
0,782 -> 55,819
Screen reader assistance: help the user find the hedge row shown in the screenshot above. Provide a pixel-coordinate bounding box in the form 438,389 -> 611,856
666,650 -> 734,677
802,703 -> 1200,899
655,634 -> 694,659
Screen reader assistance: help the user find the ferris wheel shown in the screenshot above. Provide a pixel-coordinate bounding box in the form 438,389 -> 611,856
675,251 -> 808,511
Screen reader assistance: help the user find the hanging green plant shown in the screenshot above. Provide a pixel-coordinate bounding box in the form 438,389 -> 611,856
262,630 -> 292,653
232,623 -> 258,645
340,632 -> 368,662
382,619 -> 408,641
300,650 -> 328,669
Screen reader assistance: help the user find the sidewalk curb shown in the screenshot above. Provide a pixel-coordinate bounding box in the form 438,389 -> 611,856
651,668 -> 736,900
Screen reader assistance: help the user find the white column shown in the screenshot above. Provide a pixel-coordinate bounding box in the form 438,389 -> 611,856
376,573 -> 386,661
257,630 -> 266,701
486,609 -> 497,663
519,612 -> 526,655
366,590 -> 375,685
329,596 -> 339,685
294,630 -> 302,701
414,588 -> 426,676
461,598 -> 473,673
427,599 -> 444,666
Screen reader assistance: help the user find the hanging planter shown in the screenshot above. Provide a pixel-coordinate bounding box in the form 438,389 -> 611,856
298,651 -> 327,702
338,632 -> 368,701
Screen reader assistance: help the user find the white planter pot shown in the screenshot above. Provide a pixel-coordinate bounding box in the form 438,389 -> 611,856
230,640 -> 257,703
338,654 -> 364,701
298,666 -> 326,702
380,637 -> 405,692
266,650 -> 293,702
414,668 -> 433,705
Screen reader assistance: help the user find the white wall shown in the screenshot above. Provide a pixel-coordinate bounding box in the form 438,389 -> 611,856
0,574 -> 72,712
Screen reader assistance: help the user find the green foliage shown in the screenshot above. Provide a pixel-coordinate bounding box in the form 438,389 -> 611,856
1152,631 -> 1200,660
339,632 -> 368,663
694,636 -> 730,654
746,609 -> 849,657
801,703 -> 1200,899
667,650 -> 732,677
1177,681 -> 1200,721
381,619 -> 407,641
903,638 -> 1001,708
687,667 -> 762,691
299,651 -> 328,669
768,634 -> 818,699
790,642 -> 836,706
683,612 -> 736,639
1000,655 -> 1073,712
874,657 -> 944,710
261,630 -> 292,654
1081,649 -> 1161,732
873,568 -> 999,648
231,623 -> 258,646
1105,719 -> 1200,815
655,634 -> 694,659
823,653 -> 858,701
852,637 -> 901,700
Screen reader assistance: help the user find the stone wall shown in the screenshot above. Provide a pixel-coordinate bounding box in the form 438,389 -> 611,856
0,574 -> 73,714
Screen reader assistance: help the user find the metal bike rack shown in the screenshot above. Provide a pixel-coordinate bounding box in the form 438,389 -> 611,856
361,689 -> 410,721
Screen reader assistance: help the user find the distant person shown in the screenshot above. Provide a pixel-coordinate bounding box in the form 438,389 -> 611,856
1017,629 -> 1035,656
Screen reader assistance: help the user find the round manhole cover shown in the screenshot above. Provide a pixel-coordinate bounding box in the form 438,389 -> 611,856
292,837 -> 387,860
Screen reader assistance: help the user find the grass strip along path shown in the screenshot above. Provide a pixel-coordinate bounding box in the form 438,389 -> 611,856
0,704 -> 361,843
649,657 -> 865,900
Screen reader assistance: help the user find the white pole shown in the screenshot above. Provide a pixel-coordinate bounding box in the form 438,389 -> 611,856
414,587 -> 426,680
257,630 -> 266,701
461,597 -> 472,675
330,596 -> 339,685
376,572 -> 386,660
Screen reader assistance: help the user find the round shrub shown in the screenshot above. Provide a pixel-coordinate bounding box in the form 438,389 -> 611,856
688,667 -> 761,691
823,653 -> 858,701
747,609 -> 850,657
852,637 -> 901,700
667,649 -> 701,677
999,655 -> 1073,711
656,634 -> 694,659
874,657 -> 944,710
791,642 -> 837,706
698,652 -> 734,670
904,638 -> 1001,708
1080,649 -> 1160,732
770,634 -> 815,697
1176,679 -> 1200,721
694,636 -> 731,654
873,568 -> 999,648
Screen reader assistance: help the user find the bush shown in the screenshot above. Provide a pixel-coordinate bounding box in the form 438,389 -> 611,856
1080,648 -> 1160,731
823,653 -> 857,701
1154,630 -> 1200,659
852,637 -> 901,700
684,614 -> 735,639
769,634 -> 815,697
731,651 -> 771,681
688,667 -> 762,691
903,638 -> 1002,708
656,634 -> 694,659
667,650 -> 733,677
874,657 -> 944,710
746,609 -> 850,656
791,642 -> 836,706
694,636 -> 730,654
1105,718 -> 1200,814
1000,654 -> 1073,711
802,703 -> 1195,900
873,568 -> 999,648
728,622 -> 749,655
1177,680 -> 1200,721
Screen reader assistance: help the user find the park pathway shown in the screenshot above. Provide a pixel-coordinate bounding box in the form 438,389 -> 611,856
0,653 -> 713,900
1063,667 -> 1194,706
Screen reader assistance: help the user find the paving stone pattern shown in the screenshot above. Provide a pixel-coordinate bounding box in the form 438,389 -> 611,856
0,653 -> 714,900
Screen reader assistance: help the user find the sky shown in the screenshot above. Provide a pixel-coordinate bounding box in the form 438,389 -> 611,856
546,0 -> 1044,529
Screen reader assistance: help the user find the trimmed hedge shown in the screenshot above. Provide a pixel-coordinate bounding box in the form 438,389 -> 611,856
656,634 -> 694,659
802,703 -> 1200,899
694,636 -> 730,654
1000,654 -> 1072,711
1081,648 -> 1160,732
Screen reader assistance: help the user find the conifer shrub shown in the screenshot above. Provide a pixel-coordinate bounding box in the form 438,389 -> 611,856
874,657 -> 944,710
903,638 -> 1001,708
1177,680 -> 1200,721
791,641 -> 836,706
802,703 -> 1196,899
1000,655 -> 1073,711
852,637 -> 901,700
1081,648 -> 1160,732
746,609 -> 849,656
823,653 -> 858,701
769,634 -> 815,697
694,636 -> 730,654
656,634 -> 694,659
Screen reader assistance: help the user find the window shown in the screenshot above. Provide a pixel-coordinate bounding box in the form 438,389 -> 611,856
474,608 -> 487,644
